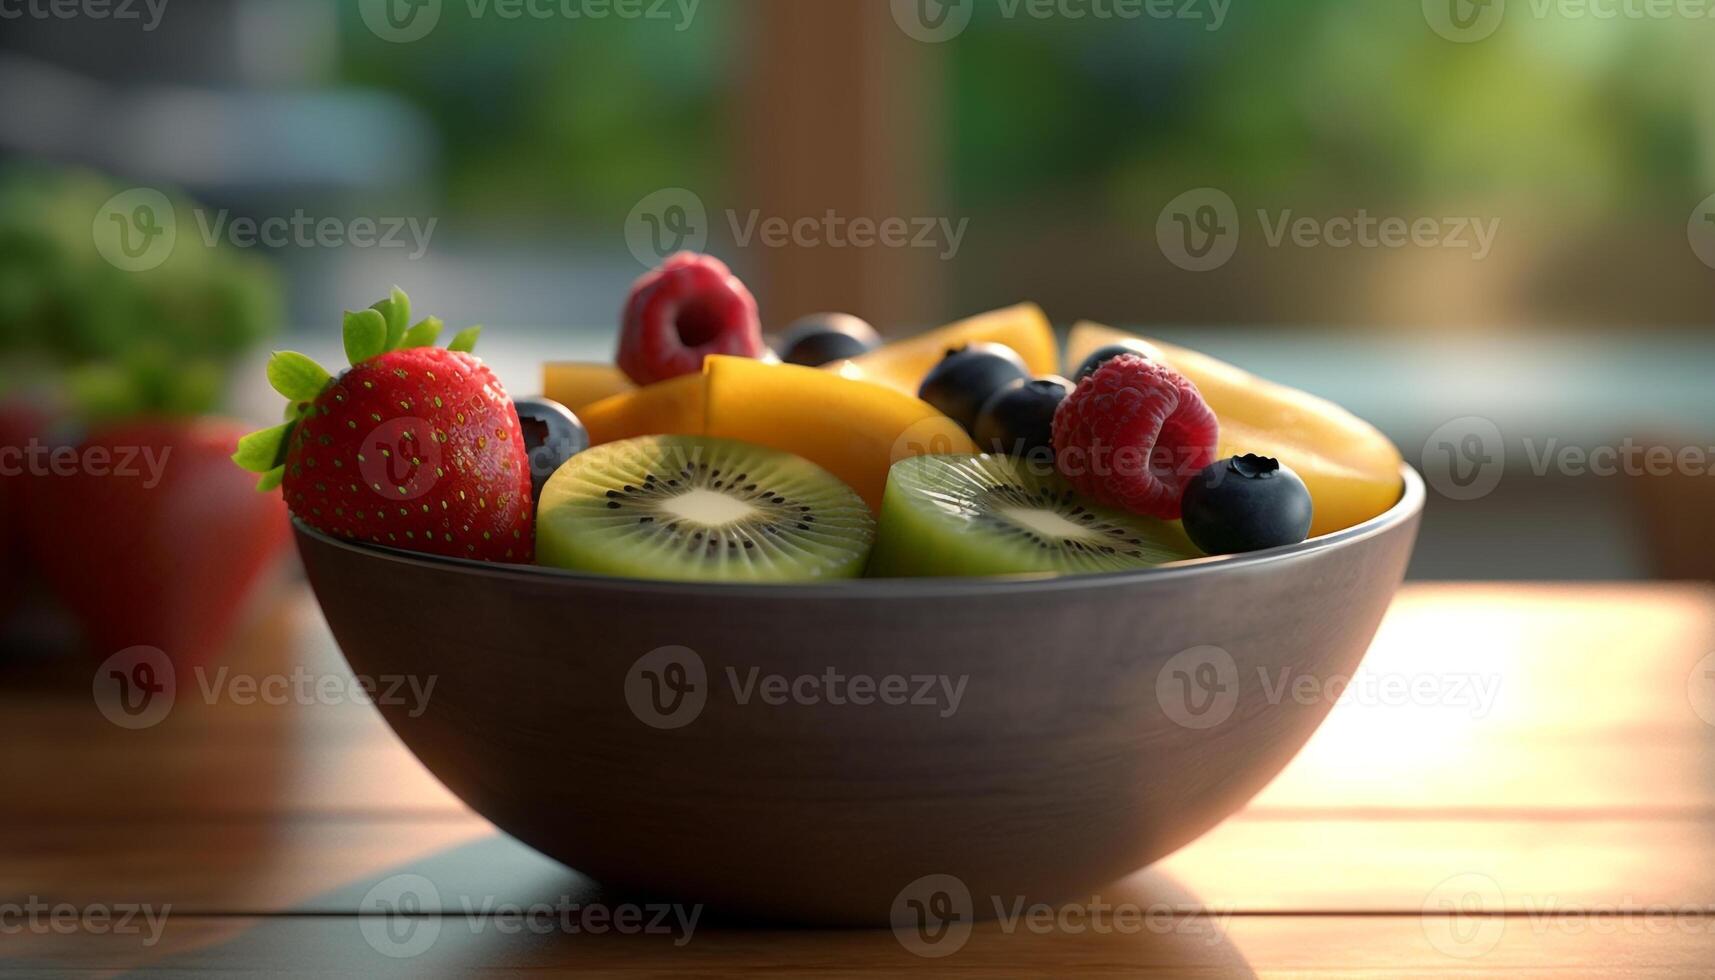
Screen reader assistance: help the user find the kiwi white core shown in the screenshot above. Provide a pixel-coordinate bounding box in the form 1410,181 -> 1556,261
660,488 -> 757,526
1000,507 -> 1098,542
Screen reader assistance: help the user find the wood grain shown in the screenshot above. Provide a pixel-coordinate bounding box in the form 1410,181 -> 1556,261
5,813 -> 1713,914
4,915 -> 1712,977
4,583 -> 1714,974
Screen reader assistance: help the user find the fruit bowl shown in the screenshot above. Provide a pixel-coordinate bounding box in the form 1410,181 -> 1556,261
296,465 -> 1422,925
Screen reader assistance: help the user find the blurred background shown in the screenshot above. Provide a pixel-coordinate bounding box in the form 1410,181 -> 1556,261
2,6 -> 1715,972
3,0 -> 1715,598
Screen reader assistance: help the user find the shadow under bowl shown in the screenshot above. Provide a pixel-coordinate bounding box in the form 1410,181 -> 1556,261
296,466 -> 1424,925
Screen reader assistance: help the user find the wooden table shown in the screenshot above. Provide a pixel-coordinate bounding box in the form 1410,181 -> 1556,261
4,582 -> 1713,976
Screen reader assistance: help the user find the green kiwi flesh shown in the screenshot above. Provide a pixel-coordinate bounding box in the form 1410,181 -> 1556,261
536,435 -> 875,582
867,454 -> 1201,578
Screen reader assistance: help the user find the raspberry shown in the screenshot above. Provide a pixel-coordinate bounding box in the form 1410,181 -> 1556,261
617,252 -> 766,385
1051,354 -> 1219,519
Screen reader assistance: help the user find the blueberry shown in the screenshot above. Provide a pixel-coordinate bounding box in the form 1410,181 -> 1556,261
1180,454 -> 1313,555
1072,341 -> 1156,383
917,343 -> 1030,434
513,396 -> 589,500
974,376 -> 1073,466
775,313 -> 882,366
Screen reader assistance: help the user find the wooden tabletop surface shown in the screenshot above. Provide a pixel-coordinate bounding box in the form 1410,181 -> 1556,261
4,581 -> 1714,976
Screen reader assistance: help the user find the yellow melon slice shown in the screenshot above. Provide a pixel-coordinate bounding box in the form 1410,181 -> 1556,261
829,303 -> 1057,394
542,362 -> 634,414
703,356 -> 974,511
579,373 -> 705,447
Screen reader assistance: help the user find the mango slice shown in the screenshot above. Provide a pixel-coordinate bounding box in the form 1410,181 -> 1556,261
704,356 -> 975,511
543,362 -> 635,414
580,373 -> 705,447
1066,322 -> 1403,537
829,303 -> 1057,394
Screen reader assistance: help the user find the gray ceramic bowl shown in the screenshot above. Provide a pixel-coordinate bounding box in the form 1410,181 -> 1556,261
296,466 -> 1423,925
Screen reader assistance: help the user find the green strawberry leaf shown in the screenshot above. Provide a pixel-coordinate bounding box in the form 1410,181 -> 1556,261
401,316 -> 444,349
256,465 -> 286,493
233,421 -> 295,474
371,286 -> 411,351
447,325 -> 482,354
343,309 -> 389,365
266,351 -> 331,401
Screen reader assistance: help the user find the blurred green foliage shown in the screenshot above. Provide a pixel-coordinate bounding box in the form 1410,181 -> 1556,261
336,4 -> 732,229
330,2 -> 1707,234
948,3 -> 1711,216
0,169 -> 282,419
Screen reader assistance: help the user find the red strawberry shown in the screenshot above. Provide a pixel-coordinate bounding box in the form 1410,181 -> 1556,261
616,252 -> 765,385
1052,354 -> 1219,520
24,417 -> 292,669
235,288 -> 534,563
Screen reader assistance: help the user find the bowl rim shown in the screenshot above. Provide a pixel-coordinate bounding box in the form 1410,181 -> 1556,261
294,464 -> 1423,599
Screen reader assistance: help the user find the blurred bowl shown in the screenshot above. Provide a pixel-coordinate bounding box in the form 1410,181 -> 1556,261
296,466 -> 1423,924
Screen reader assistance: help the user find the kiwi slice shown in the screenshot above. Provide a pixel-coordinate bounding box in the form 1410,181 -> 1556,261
868,454 -> 1201,578
536,435 -> 875,582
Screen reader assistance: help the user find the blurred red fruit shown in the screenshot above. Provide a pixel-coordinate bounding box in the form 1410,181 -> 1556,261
23,417 -> 292,670
0,401 -> 54,623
